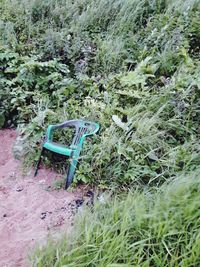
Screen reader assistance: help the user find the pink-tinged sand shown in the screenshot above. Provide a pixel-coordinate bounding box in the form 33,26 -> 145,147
0,129 -> 82,267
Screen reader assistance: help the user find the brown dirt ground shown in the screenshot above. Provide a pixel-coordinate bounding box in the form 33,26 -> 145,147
0,129 -> 84,267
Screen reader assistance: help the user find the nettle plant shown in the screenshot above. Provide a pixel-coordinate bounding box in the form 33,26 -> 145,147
0,48 -> 77,126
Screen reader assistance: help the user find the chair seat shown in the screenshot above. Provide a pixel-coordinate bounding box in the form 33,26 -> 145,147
43,141 -> 74,156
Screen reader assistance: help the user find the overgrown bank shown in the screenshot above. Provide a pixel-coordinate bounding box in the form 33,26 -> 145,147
0,0 -> 200,189
0,0 -> 200,265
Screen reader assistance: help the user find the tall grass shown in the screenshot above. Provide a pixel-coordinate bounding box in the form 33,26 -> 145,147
31,169 -> 200,266
1,0 -> 199,74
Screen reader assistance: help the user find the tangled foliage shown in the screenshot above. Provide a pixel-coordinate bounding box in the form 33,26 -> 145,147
0,0 -> 200,189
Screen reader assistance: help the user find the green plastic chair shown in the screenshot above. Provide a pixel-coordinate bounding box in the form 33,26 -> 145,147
34,119 -> 100,189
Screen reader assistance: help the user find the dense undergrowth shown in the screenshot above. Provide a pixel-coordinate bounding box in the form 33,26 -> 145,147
0,0 -> 199,188
1,0 -> 200,265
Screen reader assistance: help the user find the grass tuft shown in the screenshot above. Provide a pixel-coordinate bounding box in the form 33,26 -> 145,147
31,169 -> 200,266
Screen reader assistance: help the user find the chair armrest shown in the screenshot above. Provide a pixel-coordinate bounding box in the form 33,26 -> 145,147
46,125 -> 56,142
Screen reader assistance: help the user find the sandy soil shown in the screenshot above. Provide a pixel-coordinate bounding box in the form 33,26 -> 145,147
0,129 -> 84,267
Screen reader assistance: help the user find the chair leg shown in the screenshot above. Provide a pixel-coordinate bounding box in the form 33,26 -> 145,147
65,158 -> 78,190
34,147 -> 44,177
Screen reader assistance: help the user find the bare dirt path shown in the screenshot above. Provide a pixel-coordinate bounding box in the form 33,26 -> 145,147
0,129 -> 83,267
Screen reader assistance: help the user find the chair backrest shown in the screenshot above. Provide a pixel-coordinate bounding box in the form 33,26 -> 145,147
62,120 -> 99,146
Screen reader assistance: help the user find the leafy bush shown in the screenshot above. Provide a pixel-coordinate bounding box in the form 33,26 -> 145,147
0,47 -> 75,125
